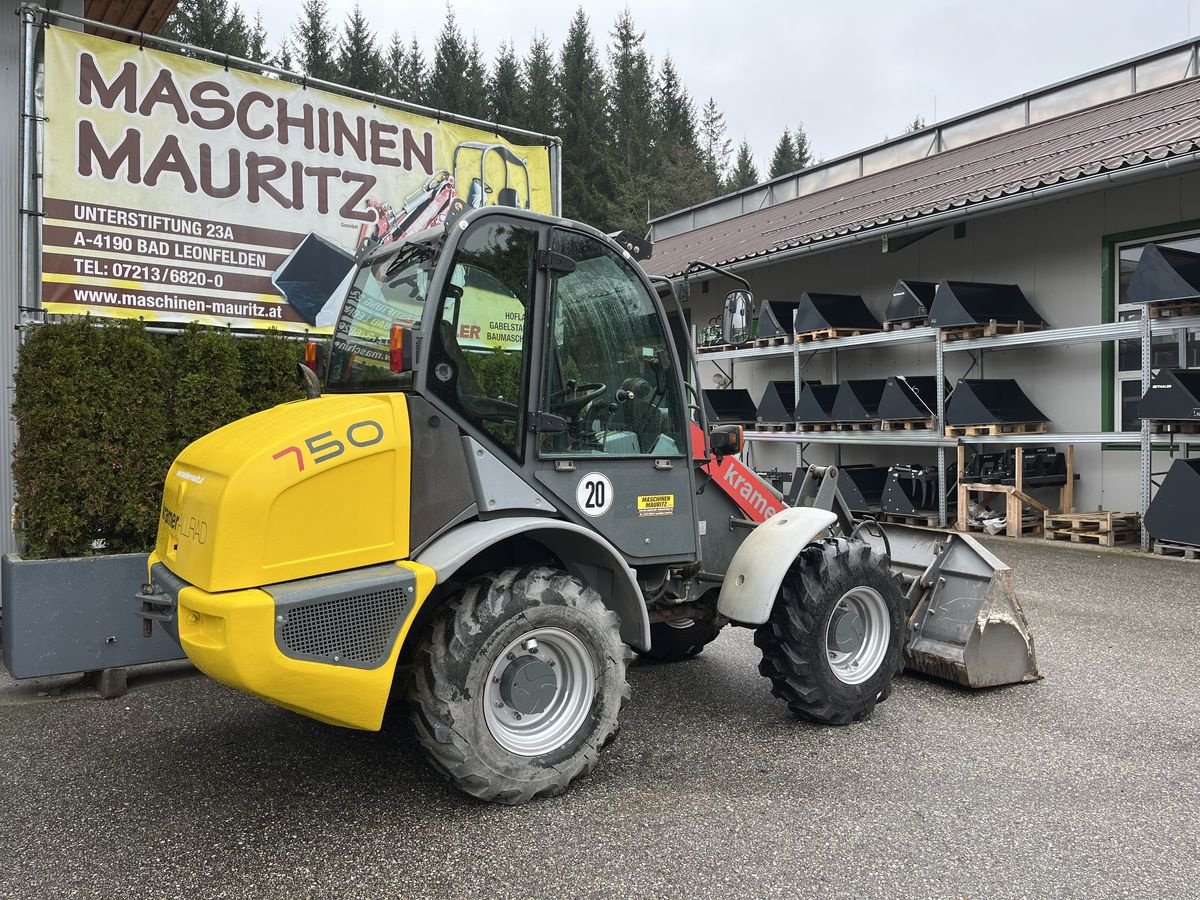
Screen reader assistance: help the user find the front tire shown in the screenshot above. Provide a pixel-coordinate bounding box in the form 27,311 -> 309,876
755,538 -> 904,725
408,566 -> 630,805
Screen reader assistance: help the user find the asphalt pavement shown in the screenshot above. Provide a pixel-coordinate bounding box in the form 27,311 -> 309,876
1,537 -> 1197,899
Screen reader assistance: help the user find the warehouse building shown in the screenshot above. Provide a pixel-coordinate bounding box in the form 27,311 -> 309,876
644,37 -> 1200,519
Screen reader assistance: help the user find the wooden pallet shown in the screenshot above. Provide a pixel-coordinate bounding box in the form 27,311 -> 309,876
696,343 -> 735,354
794,326 -> 884,343
883,318 -> 926,331
880,511 -> 942,528
1045,527 -> 1138,547
833,421 -> 880,431
939,319 -> 1045,341
1152,540 -> 1200,559
755,422 -> 797,432
1149,421 -> 1200,434
1044,511 -> 1140,533
750,335 -> 791,348
1146,301 -> 1200,320
945,421 -> 1048,437
881,417 -> 935,431
795,422 -> 835,432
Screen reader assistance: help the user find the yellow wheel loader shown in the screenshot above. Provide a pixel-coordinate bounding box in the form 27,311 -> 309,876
139,206 -> 1039,805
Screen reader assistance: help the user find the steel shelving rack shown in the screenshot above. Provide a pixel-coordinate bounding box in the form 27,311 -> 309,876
697,313 -> 1200,548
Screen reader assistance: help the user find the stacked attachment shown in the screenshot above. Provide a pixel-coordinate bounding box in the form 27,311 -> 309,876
702,389 -> 758,426
878,376 -> 947,429
882,463 -> 957,522
929,281 -> 1046,339
793,382 -> 840,428
793,293 -> 883,342
838,464 -> 889,514
1125,243 -> 1200,317
944,379 -> 1049,436
884,280 -> 937,329
1144,458 -> 1200,551
756,380 -> 798,428
755,300 -> 800,341
1139,369 -> 1200,430
831,379 -> 887,428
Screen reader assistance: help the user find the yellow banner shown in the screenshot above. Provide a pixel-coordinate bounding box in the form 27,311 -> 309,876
40,29 -> 555,334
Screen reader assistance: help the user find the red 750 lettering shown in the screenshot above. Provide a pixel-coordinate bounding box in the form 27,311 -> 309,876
272,446 -> 304,471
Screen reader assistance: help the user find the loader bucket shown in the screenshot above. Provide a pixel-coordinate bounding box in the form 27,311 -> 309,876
859,523 -> 1040,688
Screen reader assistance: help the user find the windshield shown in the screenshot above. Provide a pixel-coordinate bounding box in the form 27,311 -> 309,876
326,244 -> 432,391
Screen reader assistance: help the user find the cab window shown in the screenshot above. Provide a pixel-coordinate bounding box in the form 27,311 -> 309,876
427,220 -> 537,457
540,229 -> 686,457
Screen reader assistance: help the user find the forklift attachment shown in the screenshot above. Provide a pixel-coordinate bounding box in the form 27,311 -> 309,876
859,524 -> 1041,688
1144,458 -> 1200,547
794,382 -> 839,424
1125,242 -> 1200,304
885,280 -> 937,324
928,280 -> 1046,329
945,379 -> 1048,426
794,292 -> 883,333
877,375 -> 947,421
831,379 -> 887,423
1138,369 -> 1200,421
881,463 -> 956,516
756,300 -> 801,340
838,464 -> 889,514
756,380 -> 797,425
702,388 -> 758,426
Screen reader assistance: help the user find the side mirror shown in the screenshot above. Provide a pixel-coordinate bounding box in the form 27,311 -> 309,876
721,289 -> 754,345
389,323 -> 415,373
709,424 -> 744,458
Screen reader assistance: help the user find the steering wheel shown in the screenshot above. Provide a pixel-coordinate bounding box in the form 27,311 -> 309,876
461,394 -> 520,423
548,382 -> 607,418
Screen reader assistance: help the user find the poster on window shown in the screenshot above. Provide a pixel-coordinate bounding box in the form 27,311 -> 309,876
38,29 -> 556,334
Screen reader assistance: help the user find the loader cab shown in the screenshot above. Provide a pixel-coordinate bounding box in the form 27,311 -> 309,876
325,207 -> 700,564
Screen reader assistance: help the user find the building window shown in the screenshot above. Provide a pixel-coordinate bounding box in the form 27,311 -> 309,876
1113,231 -> 1200,431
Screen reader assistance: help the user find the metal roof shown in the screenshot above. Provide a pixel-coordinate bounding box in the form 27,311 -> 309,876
644,76 -> 1200,278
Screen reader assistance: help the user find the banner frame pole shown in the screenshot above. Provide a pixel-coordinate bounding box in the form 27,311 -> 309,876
20,8 -> 39,316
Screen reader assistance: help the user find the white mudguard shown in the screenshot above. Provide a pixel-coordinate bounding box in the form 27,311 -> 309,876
716,508 -> 837,625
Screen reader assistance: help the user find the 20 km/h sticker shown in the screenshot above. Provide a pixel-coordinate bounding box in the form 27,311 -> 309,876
637,494 -> 675,517
576,472 -> 613,517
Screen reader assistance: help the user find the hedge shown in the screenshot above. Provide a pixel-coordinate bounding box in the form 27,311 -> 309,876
13,318 -> 305,559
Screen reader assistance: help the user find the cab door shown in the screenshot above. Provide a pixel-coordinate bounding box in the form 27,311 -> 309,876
532,228 -> 698,564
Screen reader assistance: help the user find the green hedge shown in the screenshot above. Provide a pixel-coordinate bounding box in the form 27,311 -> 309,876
13,319 -> 305,559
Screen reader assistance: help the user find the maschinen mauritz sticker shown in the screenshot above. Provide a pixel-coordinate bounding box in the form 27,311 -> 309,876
637,494 -> 675,517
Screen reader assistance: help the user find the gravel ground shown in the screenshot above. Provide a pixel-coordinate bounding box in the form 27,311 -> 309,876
1,538 -> 1197,899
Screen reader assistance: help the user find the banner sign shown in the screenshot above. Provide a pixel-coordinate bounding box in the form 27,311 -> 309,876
40,29 -> 555,334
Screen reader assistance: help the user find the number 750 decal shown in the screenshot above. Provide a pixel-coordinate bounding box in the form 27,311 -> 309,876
272,420 -> 384,472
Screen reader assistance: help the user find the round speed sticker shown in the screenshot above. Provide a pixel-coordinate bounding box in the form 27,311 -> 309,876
576,472 -> 613,517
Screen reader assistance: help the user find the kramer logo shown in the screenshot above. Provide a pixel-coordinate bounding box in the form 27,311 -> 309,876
175,469 -> 205,484
722,462 -> 780,519
161,504 -> 208,545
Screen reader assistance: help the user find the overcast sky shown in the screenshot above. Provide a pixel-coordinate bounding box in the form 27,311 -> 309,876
248,0 -> 1200,171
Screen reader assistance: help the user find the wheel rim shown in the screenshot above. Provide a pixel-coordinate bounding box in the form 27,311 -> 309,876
663,618 -> 695,630
483,627 -> 595,757
824,587 -> 889,685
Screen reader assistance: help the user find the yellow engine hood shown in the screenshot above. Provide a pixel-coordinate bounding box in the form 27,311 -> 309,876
156,393 -> 411,592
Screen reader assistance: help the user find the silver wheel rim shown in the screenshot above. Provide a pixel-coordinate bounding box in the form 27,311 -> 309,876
664,618 -> 695,630
483,627 -> 595,757
824,587 -> 889,685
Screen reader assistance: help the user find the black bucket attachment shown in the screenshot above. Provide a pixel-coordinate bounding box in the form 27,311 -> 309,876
702,389 -> 758,426
757,380 -> 798,424
272,232 -> 356,325
1139,369 -> 1200,421
839,464 -> 889,514
885,279 -> 938,324
945,379 -> 1048,426
963,446 -> 1069,487
832,379 -> 887,423
1126,243 -> 1200,304
794,292 -> 883,333
877,375 -> 948,421
756,300 -> 800,340
882,463 -> 957,515
794,382 -> 840,424
1145,458 -> 1200,547
928,281 -> 1046,329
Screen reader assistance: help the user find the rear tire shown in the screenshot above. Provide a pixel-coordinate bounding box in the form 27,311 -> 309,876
408,566 -> 630,805
640,618 -> 723,662
755,538 -> 904,725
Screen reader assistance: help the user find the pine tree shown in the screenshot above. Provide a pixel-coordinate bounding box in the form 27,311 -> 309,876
381,32 -> 406,98
336,5 -> 383,93
522,33 -> 557,137
489,41 -> 524,126
160,0 -> 250,57
793,122 -> 813,168
607,9 -> 655,175
398,37 -> 426,105
274,39 -> 295,71
293,0 -> 338,82
246,13 -> 269,63
464,36 -> 489,119
699,97 -> 732,188
428,10 -> 472,112
557,7 -> 614,229
728,140 -> 759,190
654,56 -> 697,151
769,127 -> 797,178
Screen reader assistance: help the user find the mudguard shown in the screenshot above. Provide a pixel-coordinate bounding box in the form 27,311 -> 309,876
716,508 -> 837,625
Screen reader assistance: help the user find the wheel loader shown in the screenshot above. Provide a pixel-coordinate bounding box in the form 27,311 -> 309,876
139,206 -> 1039,805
